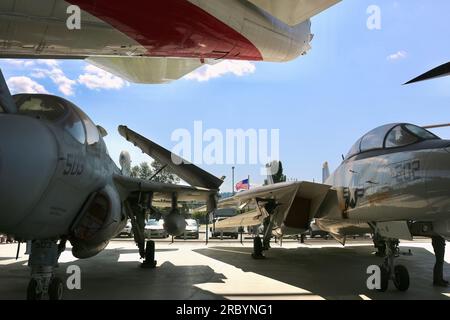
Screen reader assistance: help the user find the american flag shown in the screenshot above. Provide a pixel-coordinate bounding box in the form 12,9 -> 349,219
235,178 -> 250,191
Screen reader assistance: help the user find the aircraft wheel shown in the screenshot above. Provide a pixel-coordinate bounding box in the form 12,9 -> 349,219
377,265 -> 389,292
393,265 -> 410,292
252,236 -> 265,259
48,277 -> 64,300
141,240 -> 157,269
27,279 -> 42,300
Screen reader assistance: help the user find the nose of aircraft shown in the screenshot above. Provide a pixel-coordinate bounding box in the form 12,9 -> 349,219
0,115 -> 58,234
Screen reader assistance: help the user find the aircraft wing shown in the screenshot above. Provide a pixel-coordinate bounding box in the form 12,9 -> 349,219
404,61 -> 450,84
113,174 -> 216,202
215,181 -> 332,234
247,0 -> 341,26
86,57 -> 211,84
118,126 -> 224,190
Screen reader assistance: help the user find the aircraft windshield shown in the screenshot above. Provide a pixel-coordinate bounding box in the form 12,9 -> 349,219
13,94 -> 86,144
14,95 -> 67,121
345,123 -> 440,159
385,124 -> 439,148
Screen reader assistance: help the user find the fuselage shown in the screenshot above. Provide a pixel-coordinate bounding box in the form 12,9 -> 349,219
0,0 -> 312,62
0,94 -> 126,247
315,123 -> 450,238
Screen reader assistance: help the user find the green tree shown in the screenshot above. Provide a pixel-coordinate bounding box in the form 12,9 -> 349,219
131,160 -> 180,184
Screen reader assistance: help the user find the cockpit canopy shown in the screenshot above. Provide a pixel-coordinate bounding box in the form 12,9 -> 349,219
345,123 -> 440,160
13,94 -> 101,145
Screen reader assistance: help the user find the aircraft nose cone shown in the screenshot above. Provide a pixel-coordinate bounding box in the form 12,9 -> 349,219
0,115 -> 57,233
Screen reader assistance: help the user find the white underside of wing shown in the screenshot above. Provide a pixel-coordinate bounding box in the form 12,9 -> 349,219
86,57 -> 211,84
247,0 -> 341,26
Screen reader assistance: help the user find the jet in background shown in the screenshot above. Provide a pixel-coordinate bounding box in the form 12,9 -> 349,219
405,61 -> 450,85
0,0 -> 340,83
0,69 -> 222,300
216,123 -> 450,292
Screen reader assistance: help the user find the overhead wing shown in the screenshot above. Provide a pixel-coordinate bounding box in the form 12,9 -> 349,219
86,57 -> 210,84
247,0 -> 341,26
113,174 -> 216,202
404,62 -> 450,85
216,181 -> 332,234
118,126 -> 224,190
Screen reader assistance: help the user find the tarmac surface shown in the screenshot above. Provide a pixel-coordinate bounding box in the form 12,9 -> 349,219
1,236 -> 450,300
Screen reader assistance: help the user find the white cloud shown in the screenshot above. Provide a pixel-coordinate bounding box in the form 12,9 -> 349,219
47,68 -> 76,96
37,59 -> 60,67
387,50 -> 407,61
77,65 -> 127,90
7,76 -> 49,94
3,59 -> 35,68
185,60 -> 256,82
32,66 -> 77,96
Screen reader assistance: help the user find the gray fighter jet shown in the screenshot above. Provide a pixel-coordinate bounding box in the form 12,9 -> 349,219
216,122 -> 450,292
0,69 -> 222,300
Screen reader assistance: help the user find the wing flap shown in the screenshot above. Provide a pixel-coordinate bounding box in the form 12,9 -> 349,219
247,0 -> 341,26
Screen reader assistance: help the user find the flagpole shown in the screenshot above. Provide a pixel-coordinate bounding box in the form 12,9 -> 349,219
232,166 -> 235,196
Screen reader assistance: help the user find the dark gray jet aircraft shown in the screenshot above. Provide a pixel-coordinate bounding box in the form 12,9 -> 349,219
216,123 -> 450,292
0,69 -> 222,300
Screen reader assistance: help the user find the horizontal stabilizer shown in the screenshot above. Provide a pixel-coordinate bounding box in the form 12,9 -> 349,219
118,126 -> 223,190
247,0 -> 340,26
86,57 -> 207,84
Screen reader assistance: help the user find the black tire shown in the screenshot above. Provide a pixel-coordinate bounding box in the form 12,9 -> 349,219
393,265 -> 410,292
140,240 -> 157,269
377,265 -> 389,292
252,236 -> 264,259
27,279 -> 42,300
48,277 -> 64,300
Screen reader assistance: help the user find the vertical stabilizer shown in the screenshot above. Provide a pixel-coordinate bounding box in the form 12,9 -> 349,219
322,162 -> 330,183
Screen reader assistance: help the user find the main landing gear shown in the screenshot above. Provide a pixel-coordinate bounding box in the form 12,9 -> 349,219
252,236 -> 265,259
377,239 -> 410,292
27,240 -> 65,300
125,200 -> 158,269
141,240 -> 157,269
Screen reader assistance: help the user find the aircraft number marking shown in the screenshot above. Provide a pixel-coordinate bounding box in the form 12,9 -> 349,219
390,159 -> 420,183
63,153 -> 84,176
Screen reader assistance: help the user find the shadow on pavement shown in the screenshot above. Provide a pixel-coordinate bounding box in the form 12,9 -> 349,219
194,244 -> 450,300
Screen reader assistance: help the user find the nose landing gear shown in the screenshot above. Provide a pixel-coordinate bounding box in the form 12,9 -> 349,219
27,240 -> 64,300
377,239 -> 410,292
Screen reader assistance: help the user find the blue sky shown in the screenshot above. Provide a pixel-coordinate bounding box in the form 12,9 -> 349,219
1,0 -> 450,192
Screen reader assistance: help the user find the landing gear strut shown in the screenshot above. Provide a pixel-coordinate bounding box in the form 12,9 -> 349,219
377,239 -> 410,292
27,240 -> 64,300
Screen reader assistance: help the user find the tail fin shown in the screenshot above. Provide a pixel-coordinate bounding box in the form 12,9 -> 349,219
265,160 -> 286,185
119,151 -> 132,176
322,162 -> 330,183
